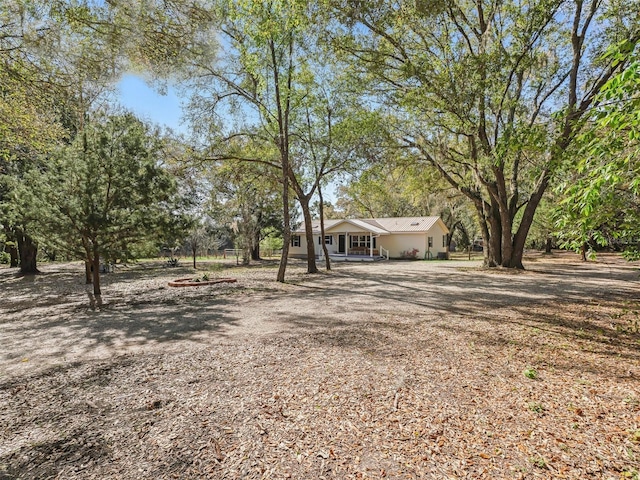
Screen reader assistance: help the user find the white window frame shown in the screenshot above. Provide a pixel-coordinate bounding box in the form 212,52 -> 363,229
349,235 -> 376,248
291,235 -> 301,247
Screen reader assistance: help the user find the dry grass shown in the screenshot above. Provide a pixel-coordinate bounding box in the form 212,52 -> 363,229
1,252 -> 639,479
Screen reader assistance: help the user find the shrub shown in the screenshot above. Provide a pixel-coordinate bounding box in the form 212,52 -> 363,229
400,248 -> 419,260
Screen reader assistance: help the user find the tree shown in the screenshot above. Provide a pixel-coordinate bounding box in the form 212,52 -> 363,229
555,41 -> 640,260
114,0 -> 313,281
42,112 -> 180,295
0,0 -> 125,273
329,0 -> 639,268
114,0 -> 382,278
206,159 -> 283,265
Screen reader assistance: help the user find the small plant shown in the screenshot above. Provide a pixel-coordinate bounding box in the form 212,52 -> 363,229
192,273 -> 213,283
523,367 -> 538,379
0,251 -> 10,264
530,455 -> 548,469
528,402 -> 546,414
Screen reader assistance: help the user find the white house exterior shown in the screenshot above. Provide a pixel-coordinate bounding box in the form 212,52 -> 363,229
289,216 -> 450,260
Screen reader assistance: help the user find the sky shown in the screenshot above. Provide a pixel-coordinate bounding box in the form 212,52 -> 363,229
117,74 -> 187,133
117,74 -> 341,204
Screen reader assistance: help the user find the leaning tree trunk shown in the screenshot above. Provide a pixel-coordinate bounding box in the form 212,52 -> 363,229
298,195 -> 318,274
507,177 -> 550,269
277,172 -> 291,283
17,231 -> 39,274
318,184 -> 331,271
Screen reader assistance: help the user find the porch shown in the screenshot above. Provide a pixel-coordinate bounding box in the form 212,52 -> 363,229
326,253 -> 387,262
321,229 -> 390,260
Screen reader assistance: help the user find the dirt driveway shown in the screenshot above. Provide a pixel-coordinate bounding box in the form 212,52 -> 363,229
1,253 -> 639,479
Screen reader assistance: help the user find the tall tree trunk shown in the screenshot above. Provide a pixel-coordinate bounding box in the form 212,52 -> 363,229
318,184 -> 331,271
17,231 -> 39,274
92,245 -> 101,296
271,35 -> 292,283
277,173 -> 291,282
192,246 -> 197,269
85,261 -> 92,284
486,207 -> 502,267
299,195 -> 318,274
251,242 -> 261,261
545,237 -> 552,254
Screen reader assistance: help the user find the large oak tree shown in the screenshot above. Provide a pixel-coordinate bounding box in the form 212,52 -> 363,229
330,0 -> 639,268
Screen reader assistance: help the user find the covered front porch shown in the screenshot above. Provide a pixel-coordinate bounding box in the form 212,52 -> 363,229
319,221 -> 390,260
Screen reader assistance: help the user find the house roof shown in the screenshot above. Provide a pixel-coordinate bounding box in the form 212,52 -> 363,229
372,216 -> 444,233
293,216 -> 449,235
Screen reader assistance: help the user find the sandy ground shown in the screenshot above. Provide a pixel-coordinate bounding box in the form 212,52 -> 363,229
1,252 -> 639,479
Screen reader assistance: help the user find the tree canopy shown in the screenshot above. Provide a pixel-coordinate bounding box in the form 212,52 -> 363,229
326,0 -> 639,268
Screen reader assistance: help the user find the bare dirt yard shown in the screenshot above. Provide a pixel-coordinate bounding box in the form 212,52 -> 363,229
1,252 -> 640,479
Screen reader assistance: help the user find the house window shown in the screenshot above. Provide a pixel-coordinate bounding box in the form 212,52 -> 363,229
325,235 -> 333,245
442,234 -> 447,247
291,235 -> 301,247
349,235 -> 376,248
428,236 -> 433,248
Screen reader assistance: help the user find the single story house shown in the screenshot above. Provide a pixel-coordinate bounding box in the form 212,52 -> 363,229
289,216 -> 450,260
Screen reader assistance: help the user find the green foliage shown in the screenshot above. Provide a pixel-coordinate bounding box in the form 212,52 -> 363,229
206,159 -> 283,264
523,367 -> 538,380
555,41 -> 640,256
41,112 -> 182,266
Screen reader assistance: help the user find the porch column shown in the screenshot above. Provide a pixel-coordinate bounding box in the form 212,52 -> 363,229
370,232 -> 373,257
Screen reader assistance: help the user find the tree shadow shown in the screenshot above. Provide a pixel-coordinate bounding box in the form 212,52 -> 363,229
271,260 -> 640,376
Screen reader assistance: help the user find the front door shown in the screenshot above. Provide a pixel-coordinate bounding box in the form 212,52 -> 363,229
338,234 -> 346,254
